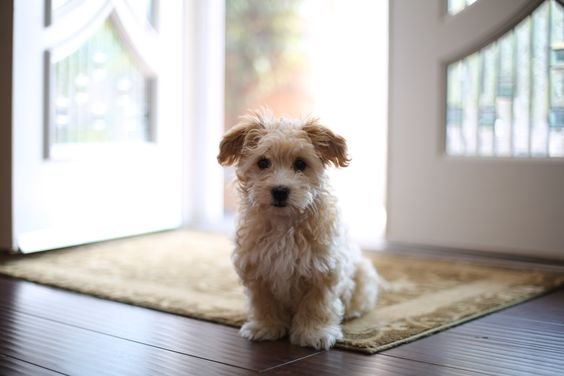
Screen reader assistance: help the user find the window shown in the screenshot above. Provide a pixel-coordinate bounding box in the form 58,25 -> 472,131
224,0 -> 388,244
446,0 -> 564,158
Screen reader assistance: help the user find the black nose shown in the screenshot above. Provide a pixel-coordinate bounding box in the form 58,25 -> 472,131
271,186 -> 290,202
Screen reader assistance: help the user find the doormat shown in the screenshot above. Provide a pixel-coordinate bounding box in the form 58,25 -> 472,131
0,230 -> 562,354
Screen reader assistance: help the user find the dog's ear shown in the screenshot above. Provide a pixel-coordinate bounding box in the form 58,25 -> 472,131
218,116 -> 265,166
303,119 -> 350,167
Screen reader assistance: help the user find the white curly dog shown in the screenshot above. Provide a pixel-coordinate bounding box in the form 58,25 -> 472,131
218,109 -> 380,350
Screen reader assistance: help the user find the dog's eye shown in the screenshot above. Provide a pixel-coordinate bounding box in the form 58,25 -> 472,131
293,158 -> 307,172
257,158 -> 271,170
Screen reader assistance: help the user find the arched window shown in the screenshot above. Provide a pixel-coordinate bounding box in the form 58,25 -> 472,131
446,0 -> 564,157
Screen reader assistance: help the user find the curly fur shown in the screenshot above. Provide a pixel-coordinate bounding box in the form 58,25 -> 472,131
218,109 -> 379,350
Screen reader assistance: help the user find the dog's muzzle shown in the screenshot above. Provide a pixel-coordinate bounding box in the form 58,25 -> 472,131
271,186 -> 290,207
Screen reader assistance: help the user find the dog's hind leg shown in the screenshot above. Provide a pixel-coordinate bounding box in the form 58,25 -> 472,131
343,258 -> 379,320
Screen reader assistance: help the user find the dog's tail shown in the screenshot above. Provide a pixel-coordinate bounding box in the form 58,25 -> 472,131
376,274 -> 392,292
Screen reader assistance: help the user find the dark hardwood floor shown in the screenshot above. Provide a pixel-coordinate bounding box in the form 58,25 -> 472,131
0,257 -> 562,375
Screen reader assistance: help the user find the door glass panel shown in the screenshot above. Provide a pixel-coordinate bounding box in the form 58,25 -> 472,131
446,0 -> 564,158
49,18 -> 154,154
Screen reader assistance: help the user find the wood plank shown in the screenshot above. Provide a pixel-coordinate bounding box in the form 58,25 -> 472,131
0,354 -> 65,376
495,289 -> 564,324
0,306 -> 254,376
384,327 -> 564,376
450,313 -> 564,352
262,350 -> 485,376
0,276 -> 318,371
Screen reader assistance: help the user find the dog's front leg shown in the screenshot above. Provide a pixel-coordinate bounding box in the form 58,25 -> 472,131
290,284 -> 344,350
239,282 -> 290,341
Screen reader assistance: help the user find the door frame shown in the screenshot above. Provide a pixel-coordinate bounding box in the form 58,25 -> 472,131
0,1 -> 13,251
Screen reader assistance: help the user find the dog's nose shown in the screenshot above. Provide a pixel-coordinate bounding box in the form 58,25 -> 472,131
271,186 -> 290,202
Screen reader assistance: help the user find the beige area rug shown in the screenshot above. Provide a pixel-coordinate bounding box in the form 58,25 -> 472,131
0,231 -> 562,354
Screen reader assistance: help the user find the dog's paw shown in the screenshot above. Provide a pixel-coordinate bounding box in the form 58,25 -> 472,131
239,321 -> 288,341
290,325 -> 343,350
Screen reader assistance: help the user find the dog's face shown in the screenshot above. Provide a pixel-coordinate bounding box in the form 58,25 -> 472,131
218,111 -> 349,215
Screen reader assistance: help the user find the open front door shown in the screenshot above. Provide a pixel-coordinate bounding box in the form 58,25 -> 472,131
12,0 -> 183,252
388,0 -> 564,258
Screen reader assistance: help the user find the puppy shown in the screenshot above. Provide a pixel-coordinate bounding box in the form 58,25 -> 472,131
217,109 -> 379,350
